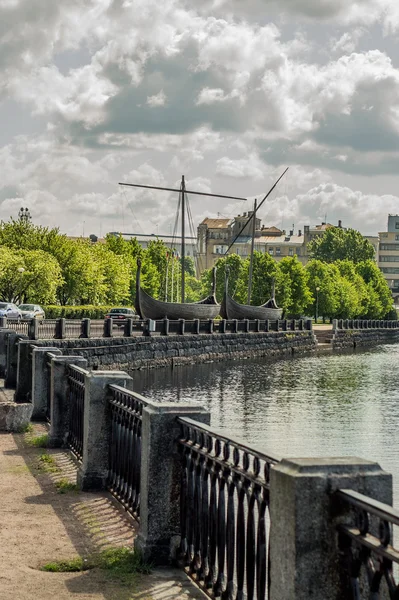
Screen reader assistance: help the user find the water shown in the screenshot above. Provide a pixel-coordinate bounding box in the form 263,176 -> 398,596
133,344 -> 399,503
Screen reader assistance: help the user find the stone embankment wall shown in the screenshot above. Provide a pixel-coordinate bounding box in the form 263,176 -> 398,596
29,330 -> 317,370
332,329 -> 399,349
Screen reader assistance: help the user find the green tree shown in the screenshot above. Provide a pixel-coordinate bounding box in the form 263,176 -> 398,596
180,256 -> 196,277
308,227 -> 375,264
305,260 -> 339,320
0,247 -> 63,304
278,256 -> 313,317
201,254 -> 246,304
356,260 -> 393,318
247,252 -> 278,306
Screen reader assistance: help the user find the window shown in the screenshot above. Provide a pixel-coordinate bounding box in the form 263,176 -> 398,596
381,267 -> 399,274
275,247 -> 281,255
380,244 -> 399,251
268,248 -> 274,255
395,235 -> 399,241
380,256 -> 399,262
296,248 -> 301,256
395,222 -> 399,229
288,247 -> 294,256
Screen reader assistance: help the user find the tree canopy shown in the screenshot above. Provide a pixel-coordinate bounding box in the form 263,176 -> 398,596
308,227 -> 375,264
0,217 -> 393,320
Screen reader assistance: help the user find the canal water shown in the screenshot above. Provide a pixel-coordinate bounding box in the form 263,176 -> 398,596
133,344 -> 399,503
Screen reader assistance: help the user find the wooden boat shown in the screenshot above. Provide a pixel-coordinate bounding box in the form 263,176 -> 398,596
135,259 -> 220,320
220,269 -> 283,321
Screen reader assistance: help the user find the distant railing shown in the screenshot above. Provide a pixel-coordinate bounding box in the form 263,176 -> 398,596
7,319 -> 30,336
107,385 -> 148,521
177,416 -> 279,600
0,316 -> 315,340
333,319 -> 399,330
66,364 -> 87,461
337,488 -> 399,599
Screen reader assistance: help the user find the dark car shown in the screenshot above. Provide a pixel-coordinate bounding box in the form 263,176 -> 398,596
105,307 -> 138,326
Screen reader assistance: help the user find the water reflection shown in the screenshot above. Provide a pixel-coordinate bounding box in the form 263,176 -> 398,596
132,345 -> 399,504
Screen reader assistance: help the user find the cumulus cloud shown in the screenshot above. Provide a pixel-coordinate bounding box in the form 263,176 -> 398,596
1,0 -> 399,237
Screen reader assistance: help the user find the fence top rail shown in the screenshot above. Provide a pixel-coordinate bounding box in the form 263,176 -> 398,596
337,488 -> 399,526
177,415 -> 281,470
67,363 -> 90,378
108,384 -> 159,409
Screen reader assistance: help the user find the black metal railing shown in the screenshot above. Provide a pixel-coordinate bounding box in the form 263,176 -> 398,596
66,364 -> 86,461
107,385 -> 147,521
337,488 -> 399,599
177,417 -> 279,599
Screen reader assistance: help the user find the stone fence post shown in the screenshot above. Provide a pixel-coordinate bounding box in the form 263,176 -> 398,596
136,402 -> 210,564
49,356 -> 88,447
31,347 -> 63,420
5,333 -> 27,389
0,329 -> 15,377
270,457 -> 392,600
15,340 -> 36,403
77,370 -> 133,491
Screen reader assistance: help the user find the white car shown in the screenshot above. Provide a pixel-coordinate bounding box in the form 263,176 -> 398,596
0,302 -> 22,319
18,304 -> 45,320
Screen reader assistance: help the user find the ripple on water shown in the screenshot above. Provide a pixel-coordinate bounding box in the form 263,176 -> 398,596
133,344 -> 399,504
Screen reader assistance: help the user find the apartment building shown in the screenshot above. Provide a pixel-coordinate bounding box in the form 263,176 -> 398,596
378,216 -> 399,296
196,214 -> 340,273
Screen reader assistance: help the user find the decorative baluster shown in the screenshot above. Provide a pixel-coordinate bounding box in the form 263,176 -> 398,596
187,447 -> 196,572
200,452 -> 211,583
236,482 -> 246,600
246,492 -> 256,599
180,446 -> 189,562
226,473 -> 236,598
206,462 -> 219,589
214,471 -> 227,596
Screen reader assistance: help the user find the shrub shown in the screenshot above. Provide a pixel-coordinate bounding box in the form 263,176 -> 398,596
43,305 -> 120,319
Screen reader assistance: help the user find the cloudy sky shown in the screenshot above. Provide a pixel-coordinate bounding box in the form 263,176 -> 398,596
2,0 -> 399,238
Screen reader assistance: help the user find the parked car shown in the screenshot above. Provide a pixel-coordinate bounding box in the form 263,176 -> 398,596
18,304 -> 45,320
104,307 -> 139,326
0,302 -> 22,319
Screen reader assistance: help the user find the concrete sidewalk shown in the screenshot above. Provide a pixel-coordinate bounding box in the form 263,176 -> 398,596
0,427 -> 206,600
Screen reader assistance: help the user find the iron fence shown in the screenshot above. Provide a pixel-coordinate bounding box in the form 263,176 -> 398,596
107,385 -> 147,521
66,364 -> 87,461
337,488 -> 399,599
177,417 -> 279,600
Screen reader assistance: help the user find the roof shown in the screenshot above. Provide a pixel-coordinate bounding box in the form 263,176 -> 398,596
257,235 -> 304,245
261,226 -> 283,235
109,232 -> 196,243
200,218 -> 231,229
310,223 -> 334,232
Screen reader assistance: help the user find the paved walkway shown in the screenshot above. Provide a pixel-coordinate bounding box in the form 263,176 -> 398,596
0,426 -> 206,600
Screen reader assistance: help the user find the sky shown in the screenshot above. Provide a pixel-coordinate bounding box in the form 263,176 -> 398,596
1,0 -> 399,238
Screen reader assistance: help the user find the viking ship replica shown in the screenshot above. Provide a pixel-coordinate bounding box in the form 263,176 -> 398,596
135,258 -> 220,320
219,168 -> 288,321
119,175 -> 247,320
220,269 -> 283,320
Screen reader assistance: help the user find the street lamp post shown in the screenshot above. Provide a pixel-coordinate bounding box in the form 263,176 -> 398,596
315,286 -> 320,324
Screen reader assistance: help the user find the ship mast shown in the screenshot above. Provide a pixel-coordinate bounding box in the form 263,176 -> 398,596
119,176 -> 247,304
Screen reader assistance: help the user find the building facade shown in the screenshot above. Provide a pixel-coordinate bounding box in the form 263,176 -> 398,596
196,215 -> 342,273
378,216 -> 399,297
